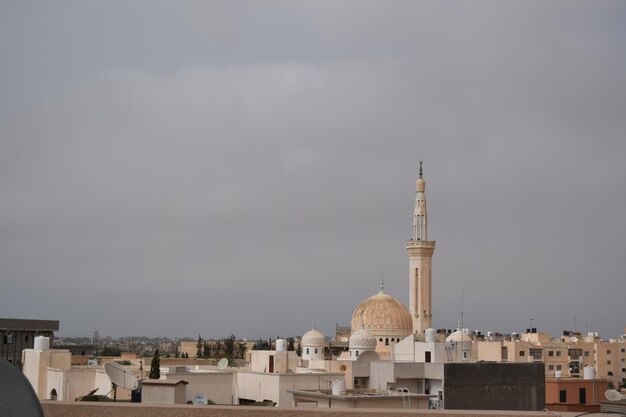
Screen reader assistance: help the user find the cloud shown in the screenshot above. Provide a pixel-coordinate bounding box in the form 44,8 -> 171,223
1,2 -> 625,339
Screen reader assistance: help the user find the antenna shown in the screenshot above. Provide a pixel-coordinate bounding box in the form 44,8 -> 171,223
192,393 -> 208,405
217,358 -> 229,370
460,288 -> 464,332
605,389 -> 624,401
104,361 -> 139,390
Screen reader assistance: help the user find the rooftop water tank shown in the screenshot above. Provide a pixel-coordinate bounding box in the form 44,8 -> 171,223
425,328 -> 437,343
331,379 -> 345,396
33,336 -> 50,351
275,338 -> 286,352
583,366 -> 596,380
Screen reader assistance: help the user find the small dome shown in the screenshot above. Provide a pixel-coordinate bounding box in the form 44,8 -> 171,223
445,330 -> 472,343
351,292 -> 412,336
416,178 -> 425,192
349,328 -> 377,350
301,328 -> 325,347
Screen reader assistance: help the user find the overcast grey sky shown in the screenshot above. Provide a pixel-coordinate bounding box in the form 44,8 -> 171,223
1,1 -> 625,340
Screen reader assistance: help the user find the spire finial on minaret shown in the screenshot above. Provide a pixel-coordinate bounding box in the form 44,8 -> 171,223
419,160 -> 423,178
379,273 -> 385,293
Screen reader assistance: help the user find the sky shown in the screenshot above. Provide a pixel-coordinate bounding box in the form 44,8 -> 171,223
1,1 -> 625,340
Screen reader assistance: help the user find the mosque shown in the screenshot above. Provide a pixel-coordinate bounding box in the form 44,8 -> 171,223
302,161 -> 436,360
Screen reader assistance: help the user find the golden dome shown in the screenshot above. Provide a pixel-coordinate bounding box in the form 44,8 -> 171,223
351,292 -> 412,337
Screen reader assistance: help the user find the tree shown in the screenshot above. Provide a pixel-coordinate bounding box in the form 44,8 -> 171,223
203,341 -> 211,358
148,348 -> 160,379
224,335 -> 235,358
238,341 -> 247,359
196,335 -> 203,358
296,340 -> 302,357
287,338 -> 295,351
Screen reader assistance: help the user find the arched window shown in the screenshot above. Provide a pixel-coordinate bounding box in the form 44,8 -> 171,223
50,389 -> 57,401
306,348 -> 309,355
379,338 -> 383,342
314,348 -> 318,354
356,351 -> 359,357
385,338 -> 389,346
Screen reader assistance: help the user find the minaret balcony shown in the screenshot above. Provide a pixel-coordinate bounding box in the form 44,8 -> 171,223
406,240 -> 436,249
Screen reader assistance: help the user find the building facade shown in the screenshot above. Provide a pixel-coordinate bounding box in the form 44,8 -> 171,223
0,318 -> 59,369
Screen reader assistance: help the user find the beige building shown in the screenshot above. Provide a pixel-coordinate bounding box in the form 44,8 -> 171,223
395,329 -> 626,390
142,379 -> 188,405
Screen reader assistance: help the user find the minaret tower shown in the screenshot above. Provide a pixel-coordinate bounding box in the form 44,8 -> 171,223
407,160 -> 436,334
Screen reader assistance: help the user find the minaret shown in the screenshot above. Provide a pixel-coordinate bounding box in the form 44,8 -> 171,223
407,160 -> 436,334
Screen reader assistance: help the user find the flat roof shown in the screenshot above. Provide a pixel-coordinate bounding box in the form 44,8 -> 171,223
289,389 -> 435,400
142,379 -> 188,386
0,318 -> 60,331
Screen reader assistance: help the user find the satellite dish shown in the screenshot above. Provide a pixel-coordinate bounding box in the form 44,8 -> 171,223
192,393 -> 208,405
104,361 -> 139,390
340,337 -> 349,343
217,358 -> 228,370
0,357 -> 45,417
605,389 -> 624,401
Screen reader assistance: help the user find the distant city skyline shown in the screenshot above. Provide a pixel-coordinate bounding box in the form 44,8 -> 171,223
1,2 -> 625,339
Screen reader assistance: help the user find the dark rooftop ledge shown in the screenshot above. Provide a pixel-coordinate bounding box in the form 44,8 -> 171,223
41,401 -> 582,417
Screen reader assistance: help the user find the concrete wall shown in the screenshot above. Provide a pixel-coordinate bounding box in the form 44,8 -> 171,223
22,349 -> 71,399
40,401 -> 575,417
142,383 -> 187,405
476,341 -> 502,361
443,363 -> 545,411
249,351 -> 299,374
236,372 -> 342,406
165,371 -> 235,404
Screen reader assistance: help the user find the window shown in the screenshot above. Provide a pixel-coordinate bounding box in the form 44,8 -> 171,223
549,351 -> 554,357
548,365 -> 554,371
356,351 -> 359,357
584,351 -> 590,357
621,348 -> 625,353
530,348 -> 543,360
425,351 -> 431,363
306,348 -> 309,355
608,350 -> 611,354
608,360 -> 611,365
314,348 -> 318,354
559,390 -> 567,403
622,368 -> 625,372
520,351 -> 525,357
385,338 -> 389,346
579,388 -> 586,405
556,365 -> 562,371
556,351 -> 562,357
379,338 -> 383,342
608,371 -> 614,376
